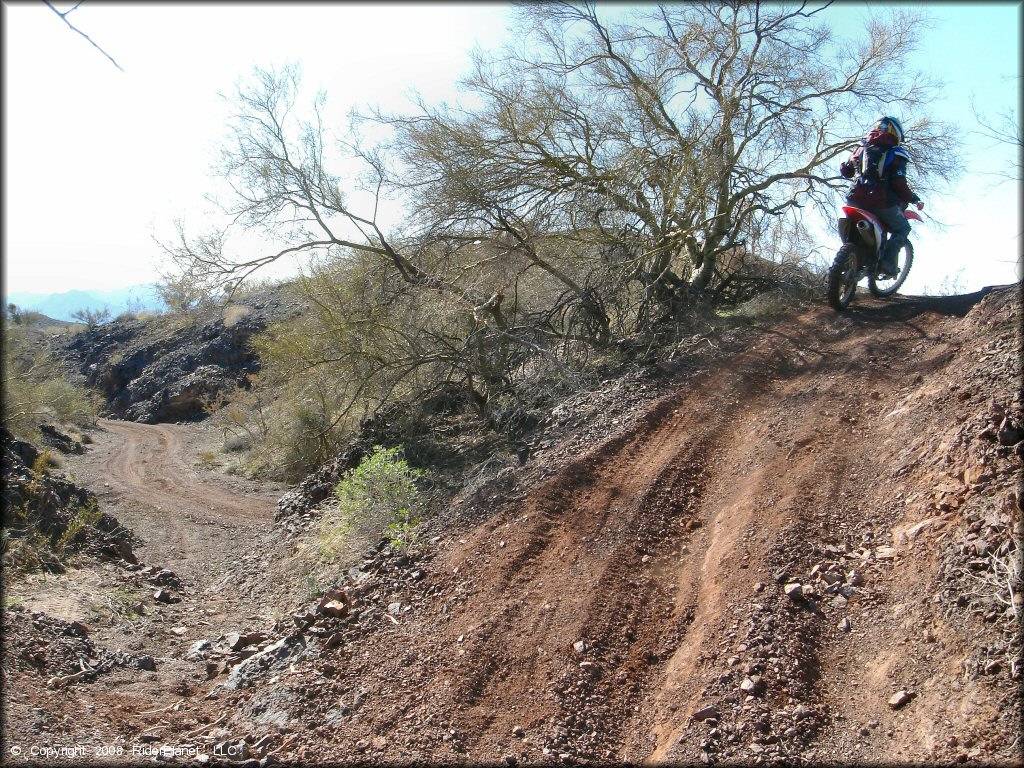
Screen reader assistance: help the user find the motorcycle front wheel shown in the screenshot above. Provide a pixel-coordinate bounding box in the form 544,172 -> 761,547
827,243 -> 859,311
869,240 -> 914,297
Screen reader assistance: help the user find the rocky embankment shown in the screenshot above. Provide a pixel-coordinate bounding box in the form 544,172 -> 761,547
1,427 -> 136,569
51,287 -> 303,424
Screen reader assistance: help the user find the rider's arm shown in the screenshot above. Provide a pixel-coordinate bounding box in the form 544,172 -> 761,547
889,156 -> 922,205
839,146 -> 862,179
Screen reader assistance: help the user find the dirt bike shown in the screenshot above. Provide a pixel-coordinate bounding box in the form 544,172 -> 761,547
826,204 -> 923,310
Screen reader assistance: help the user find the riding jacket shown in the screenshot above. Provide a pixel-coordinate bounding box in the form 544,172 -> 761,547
840,130 -> 921,210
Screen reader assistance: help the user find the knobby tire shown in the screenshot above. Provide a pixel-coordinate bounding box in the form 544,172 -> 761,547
827,244 -> 859,311
868,241 -> 914,297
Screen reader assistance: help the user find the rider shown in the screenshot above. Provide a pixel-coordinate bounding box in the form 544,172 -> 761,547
839,117 -> 924,277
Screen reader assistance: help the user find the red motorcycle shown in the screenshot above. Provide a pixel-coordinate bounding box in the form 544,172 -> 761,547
827,205 -> 923,310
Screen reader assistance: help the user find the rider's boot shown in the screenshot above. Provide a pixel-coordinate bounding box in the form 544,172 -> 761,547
877,258 -> 898,278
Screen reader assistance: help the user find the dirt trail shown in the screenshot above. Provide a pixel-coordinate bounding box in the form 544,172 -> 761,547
3,288 -> 1019,765
3,419 -> 284,759
209,289 -> 1019,765
58,419 -> 283,600
98,420 -> 269,518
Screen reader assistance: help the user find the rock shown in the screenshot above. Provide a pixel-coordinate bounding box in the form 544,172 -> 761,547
847,570 -> 863,586
888,690 -> 913,709
152,569 -> 180,587
224,637 -> 299,691
784,583 -> 803,598
225,633 -> 244,651
692,705 -> 720,722
838,618 -> 851,632
997,417 -> 1023,446
740,676 -> 764,695
241,631 -> 267,647
823,570 -> 844,585
347,566 -> 370,583
153,589 -> 173,603
573,640 -> 587,654
65,621 -> 90,637
513,726 -> 525,738
831,595 -> 848,609
388,602 -> 402,615
504,756 -> 518,767
317,589 -> 350,618
875,546 -> 897,561
135,655 -> 157,671
170,626 -> 187,637
899,518 -> 938,544
963,466 -> 986,485
185,639 -> 213,661
39,424 -> 84,454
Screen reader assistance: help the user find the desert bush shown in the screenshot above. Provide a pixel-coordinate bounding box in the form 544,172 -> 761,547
5,305 -> 48,327
3,477 -> 103,579
319,445 -> 426,560
70,306 -> 111,330
2,325 -> 99,440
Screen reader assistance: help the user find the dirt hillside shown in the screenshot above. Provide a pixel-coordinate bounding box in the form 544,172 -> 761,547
3,286 -> 1020,766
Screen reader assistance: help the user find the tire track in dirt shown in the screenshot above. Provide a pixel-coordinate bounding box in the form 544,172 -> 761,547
208,290 -> 1012,765
418,312 -> 829,759
84,418 -> 278,590
335,300 -> 955,762
99,419 -> 274,519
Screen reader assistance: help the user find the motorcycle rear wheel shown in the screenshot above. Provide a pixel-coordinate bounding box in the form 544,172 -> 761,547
827,244 -> 859,311
869,240 -> 914,297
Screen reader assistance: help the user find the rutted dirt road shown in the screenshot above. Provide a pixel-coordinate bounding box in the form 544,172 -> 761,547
81,419 -> 282,586
3,420 -> 285,759
217,289 -> 1020,765
3,287 -> 1021,766
98,421 -> 271,519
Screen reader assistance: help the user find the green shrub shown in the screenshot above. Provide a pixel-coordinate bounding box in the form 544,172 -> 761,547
319,445 -> 426,560
55,500 -> 103,552
2,325 -> 98,440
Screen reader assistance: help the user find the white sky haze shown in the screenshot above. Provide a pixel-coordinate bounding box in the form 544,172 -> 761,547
2,2 -> 1020,297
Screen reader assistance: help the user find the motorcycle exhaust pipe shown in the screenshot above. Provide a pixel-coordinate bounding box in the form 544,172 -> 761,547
855,219 -> 875,247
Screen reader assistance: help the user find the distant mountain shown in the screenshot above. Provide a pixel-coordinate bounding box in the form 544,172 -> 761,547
4,284 -> 166,323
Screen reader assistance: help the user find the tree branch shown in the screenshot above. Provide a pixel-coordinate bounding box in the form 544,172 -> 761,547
43,0 -> 124,72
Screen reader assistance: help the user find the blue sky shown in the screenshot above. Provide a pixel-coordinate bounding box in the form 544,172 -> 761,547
3,2 -> 1020,297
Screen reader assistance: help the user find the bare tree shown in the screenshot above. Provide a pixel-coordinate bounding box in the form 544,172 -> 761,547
163,3 -> 962,442
381,1 -> 959,309
972,81 -> 1022,183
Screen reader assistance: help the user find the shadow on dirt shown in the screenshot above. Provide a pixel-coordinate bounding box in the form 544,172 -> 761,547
843,285 -> 1005,323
